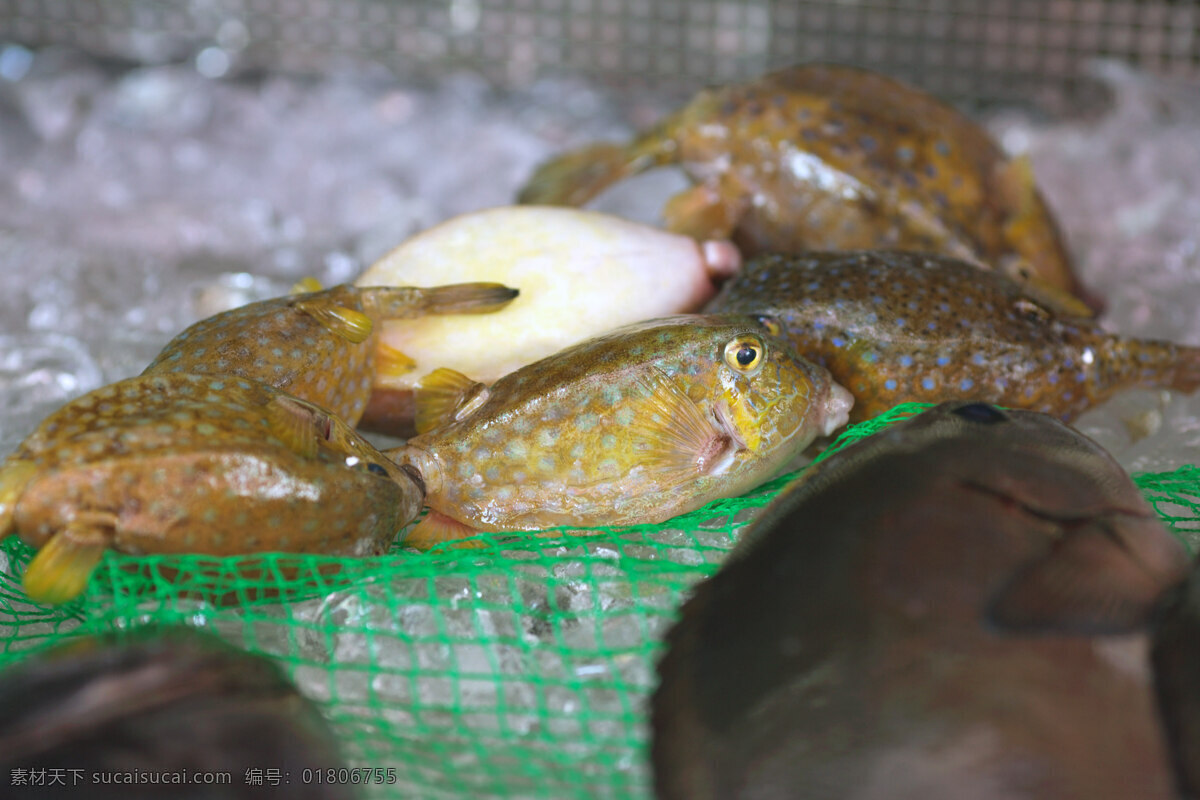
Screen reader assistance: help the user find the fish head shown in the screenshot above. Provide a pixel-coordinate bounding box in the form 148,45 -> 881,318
667,314 -> 852,468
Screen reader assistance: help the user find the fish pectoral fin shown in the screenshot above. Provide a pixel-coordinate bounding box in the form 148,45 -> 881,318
414,368 -> 490,434
23,522 -> 112,605
630,368 -> 737,477
289,276 -> 324,295
403,511 -> 486,551
987,521 -> 1167,634
265,395 -> 324,459
376,341 -> 418,382
293,300 -> 374,344
0,458 -> 38,536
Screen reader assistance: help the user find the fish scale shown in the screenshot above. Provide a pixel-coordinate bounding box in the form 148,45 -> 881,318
708,250 -> 1200,422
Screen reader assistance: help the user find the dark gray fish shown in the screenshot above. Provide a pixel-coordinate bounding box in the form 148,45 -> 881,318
653,402 -> 1191,800
0,627 -> 355,799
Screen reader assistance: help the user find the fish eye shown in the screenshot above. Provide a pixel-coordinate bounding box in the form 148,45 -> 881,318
951,403 -> 1008,424
754,315 -> 781,336
724,335 -> 765,373
366,462 -> 389,477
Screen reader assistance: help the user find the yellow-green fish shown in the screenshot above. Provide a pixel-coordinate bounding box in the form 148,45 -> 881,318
654,402 -> 1190,800
0,373 -> 423,605
144,281 -> 518,426
389,315 -> 853,548
707,250 -> 1200,422
519,63 -> 1097,311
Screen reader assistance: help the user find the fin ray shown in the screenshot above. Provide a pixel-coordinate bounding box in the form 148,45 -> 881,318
295,301 -> 374,344
628,368 -> 732,477
414,368 -> 489,434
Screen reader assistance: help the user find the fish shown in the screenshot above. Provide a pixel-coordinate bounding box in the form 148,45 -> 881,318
652,401 -> 1192,800
388,315 -> 853,548
353,206 -> 742,436
706,250 -> 1200,422
0,373 -> 424,605
144,280 -> 518,427
518,63 -> 1097,311
0,626 -> 355,799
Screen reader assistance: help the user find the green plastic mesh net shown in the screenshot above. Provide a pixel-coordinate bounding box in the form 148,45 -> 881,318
2,401 -> 1198,798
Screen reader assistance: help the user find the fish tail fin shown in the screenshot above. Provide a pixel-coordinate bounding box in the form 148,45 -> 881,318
23,524 -> 110,605
517,143 -> 643,206
1108,339 -> 1200,398
402,511 -> 486,551
0,458 -> 37,536
361,283 -> 519,320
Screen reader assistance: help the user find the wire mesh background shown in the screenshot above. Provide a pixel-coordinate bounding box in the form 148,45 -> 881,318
2,0 -> 1198,112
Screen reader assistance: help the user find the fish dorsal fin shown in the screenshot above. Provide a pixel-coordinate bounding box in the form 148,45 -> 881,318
293,300 -> 374,344
414,368 -> 490,434
265,396 -> 322,459
1014,280 -> 1095,319
629,368 -> 735,477
987,522 -> 1169,634
375,341 -> 418,382
289,276 -> 324,295
0,458 -> 38,536
23,522 -> 112,605
403,511 -> 486,552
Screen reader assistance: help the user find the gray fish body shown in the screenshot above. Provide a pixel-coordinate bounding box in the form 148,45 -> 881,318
0,627 -> 354,800
653,402 -> 1191,800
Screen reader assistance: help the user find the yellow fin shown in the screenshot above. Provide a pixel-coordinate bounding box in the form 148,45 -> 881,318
0,458 -> 37,536
290,276 -> 324,295
414,368 -> 490,435
376,341 -> 418,381
997,153 -> 1038,215
23,524 -> 110,605
295,301 -> 374,344
403,511 -> 487,552
629,368 -> 735,477
266,396 -> 321,459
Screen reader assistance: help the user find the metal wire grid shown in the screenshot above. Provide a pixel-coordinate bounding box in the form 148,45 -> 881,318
0,0 -> 1196,108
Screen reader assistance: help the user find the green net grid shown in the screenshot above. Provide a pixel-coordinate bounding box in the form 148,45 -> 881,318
1,401 -> 1196,798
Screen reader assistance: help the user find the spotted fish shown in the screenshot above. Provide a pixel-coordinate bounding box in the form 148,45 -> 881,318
144,281 -> 518,426
518,63 -> 1095,310
0,374 -> 423,605
707,250 -> 1200,422
389,315 -> 852,547
654,401 -> 1191,800
0,626 -> 354,800
354,206 -> 741,436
